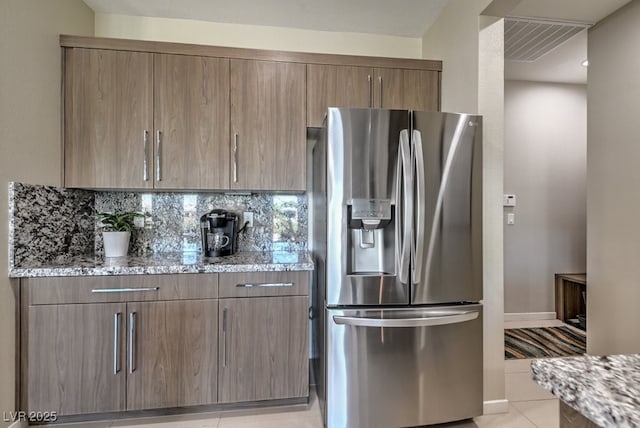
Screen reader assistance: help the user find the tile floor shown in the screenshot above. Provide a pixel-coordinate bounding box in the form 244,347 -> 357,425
51,319 -> 570,428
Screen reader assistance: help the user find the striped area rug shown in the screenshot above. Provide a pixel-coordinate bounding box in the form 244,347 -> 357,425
504,326 -> 586,360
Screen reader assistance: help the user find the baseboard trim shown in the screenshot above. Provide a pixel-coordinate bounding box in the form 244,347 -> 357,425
483,399 -> 510,414
504,312 -> 556,322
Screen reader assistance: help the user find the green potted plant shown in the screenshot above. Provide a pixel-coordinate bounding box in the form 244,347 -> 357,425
96,211 -> 144,258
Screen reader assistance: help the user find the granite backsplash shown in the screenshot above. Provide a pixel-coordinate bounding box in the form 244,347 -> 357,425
9,182 -> 308,268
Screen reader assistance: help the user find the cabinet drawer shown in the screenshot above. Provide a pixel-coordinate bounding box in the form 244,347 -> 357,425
26,274 -> 218,305
218,271 -> 309,298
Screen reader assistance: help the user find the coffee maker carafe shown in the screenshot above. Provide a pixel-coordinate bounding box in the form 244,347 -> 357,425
200,209 -> 239,257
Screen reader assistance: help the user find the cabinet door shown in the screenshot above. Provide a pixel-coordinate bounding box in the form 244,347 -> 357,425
126,299 -> 218,410
219,296 -> 308,403
306,64 -> 372,127
64,48 -> 153,188
154,54 -> 230,189
373,68 -> 440,111
230,60 -> 306,191
27,303 -> 126,415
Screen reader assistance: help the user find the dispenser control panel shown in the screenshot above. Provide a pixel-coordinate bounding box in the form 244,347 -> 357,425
350,199 -> 392,220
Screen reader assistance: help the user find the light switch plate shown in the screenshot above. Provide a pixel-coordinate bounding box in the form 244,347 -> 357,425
507,213 -> 515,225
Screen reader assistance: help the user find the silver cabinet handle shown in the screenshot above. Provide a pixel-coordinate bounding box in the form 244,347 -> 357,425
155,130 -> 162,182
333,311 -> 479,328
143,130 -> 149,182
232,133 -> 238,183
92,287 -> 159,293
222,308 -> 228,368
129,312 -> 136,373
235,282 -> 293,288
113,312 -> 121,374
367,74 -> 372,107
378,76 -> 383,107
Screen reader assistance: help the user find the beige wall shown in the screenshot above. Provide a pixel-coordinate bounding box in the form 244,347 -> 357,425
0,1 -> 93,424
478,15 -> 506,411
587,0 -> 640,354
423,0 -> 506,410
422,0 -> 490,113
95,13 -> 422,59
504,81 -> 587,314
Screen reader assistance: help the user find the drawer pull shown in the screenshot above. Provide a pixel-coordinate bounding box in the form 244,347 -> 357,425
91,287 -> 159,293
235,282 -> 293,288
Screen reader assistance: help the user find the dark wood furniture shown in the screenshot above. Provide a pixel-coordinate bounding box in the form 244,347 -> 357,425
555,273 -> 587,323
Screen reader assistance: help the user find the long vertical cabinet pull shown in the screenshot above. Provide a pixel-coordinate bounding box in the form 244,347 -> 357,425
143,130 -> 149,182
367,75 -> 372,107
113,312 -> 121,374
129,312 -> 136,373
222,307 -> 228,367
378,76 -> 383,107
155,130 -> 162,182
232,133 -> 238,183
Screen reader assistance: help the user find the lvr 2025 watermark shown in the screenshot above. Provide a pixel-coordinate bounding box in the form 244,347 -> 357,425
3,411 -> 58,423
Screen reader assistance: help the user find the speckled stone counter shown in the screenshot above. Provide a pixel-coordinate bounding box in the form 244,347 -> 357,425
9,251 -> 313,278
531,354 -> 640,428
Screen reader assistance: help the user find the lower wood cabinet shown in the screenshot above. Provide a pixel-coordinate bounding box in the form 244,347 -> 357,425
218,296 -> 309,403
126,299 -> 218,410
27,303 -> 127,415
20,271 -> 309,418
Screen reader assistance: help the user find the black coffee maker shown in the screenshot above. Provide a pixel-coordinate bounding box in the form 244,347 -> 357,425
200,209 -> 239,257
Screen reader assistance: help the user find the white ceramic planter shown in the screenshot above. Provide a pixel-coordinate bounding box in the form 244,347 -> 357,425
102,231 -> 131,258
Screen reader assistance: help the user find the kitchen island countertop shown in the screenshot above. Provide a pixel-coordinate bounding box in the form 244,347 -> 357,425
531,354 -> 640,428
9,251 -> 313,278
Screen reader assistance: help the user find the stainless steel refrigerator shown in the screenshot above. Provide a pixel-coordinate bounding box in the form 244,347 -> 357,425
311,108 -> 483,428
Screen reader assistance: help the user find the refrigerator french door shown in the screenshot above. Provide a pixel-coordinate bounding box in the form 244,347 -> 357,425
312,108 -> 483,428
326,305 -> 482,428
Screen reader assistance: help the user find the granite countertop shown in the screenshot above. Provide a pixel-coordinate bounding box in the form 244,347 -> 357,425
531,354 -> 640,427
9,251 -> 314,278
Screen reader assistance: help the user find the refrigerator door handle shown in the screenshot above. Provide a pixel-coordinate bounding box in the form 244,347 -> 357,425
412,129 -> 426,284
396,129 -> 412,285
333,310 -> 479,328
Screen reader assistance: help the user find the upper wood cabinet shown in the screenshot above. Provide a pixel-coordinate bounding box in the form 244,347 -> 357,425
307,65 -> 440,127
154,54 -> 229,190
64,48 -> 153,188
61,36 -> 441,191
306,64 -> 372,127
230,59 -> 306,191
64,49 -> 229,190
372,68 -> 440,111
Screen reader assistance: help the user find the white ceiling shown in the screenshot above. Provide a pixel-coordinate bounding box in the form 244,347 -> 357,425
82,0 -> 632,84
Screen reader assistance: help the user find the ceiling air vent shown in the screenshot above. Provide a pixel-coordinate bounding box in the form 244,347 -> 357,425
504,18 -> 590,62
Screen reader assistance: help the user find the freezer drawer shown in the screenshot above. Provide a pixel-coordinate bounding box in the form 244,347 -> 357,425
325,304 -> 483,428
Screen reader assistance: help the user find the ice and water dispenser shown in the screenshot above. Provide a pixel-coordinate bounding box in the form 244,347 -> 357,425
346,198 -> 396,275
